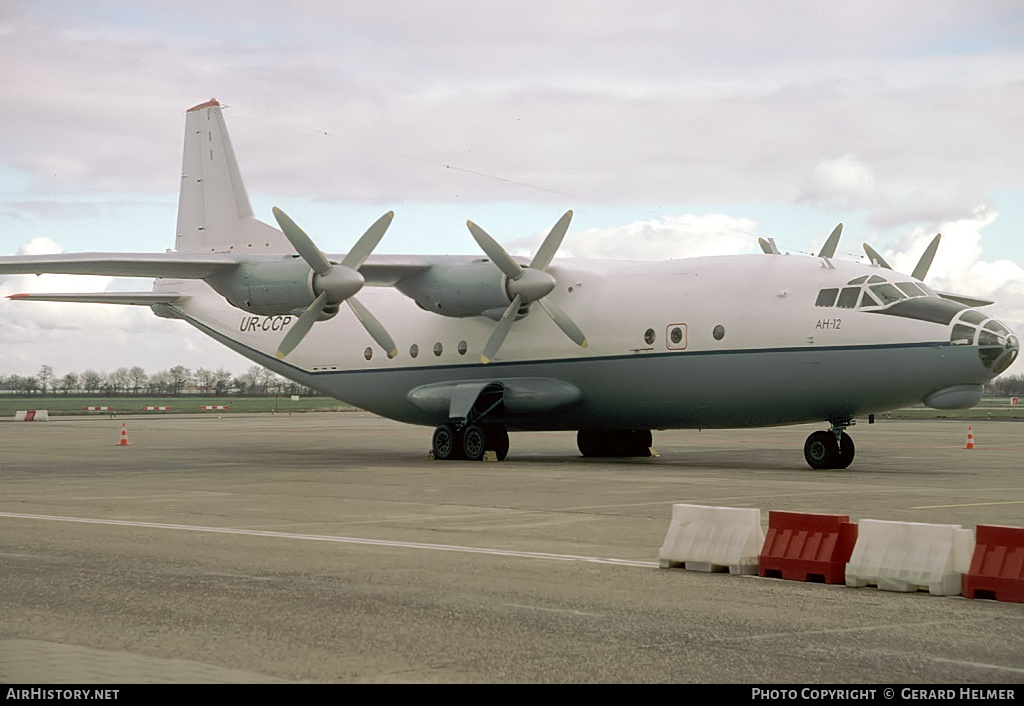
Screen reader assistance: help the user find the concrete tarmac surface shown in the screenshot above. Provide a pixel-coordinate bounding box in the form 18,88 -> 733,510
1,412 -> 1022,683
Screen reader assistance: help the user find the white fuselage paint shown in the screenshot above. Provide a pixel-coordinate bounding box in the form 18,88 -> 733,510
158,252 -> 1010,431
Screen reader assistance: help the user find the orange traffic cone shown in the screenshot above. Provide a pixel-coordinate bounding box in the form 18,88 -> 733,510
117,422 -> 131,446
964,426 -> 975,450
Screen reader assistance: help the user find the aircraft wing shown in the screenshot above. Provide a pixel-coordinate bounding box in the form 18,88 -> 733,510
7,292 -> 187,305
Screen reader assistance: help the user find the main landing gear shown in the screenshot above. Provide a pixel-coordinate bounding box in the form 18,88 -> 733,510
432,422 -> 510,462
804,419 -> 855,470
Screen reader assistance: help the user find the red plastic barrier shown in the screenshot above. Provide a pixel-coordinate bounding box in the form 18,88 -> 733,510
962,524 -> 1024,603
759,511 -> 858,584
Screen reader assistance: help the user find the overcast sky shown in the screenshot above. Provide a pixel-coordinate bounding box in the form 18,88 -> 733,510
1,1 -> 1022,378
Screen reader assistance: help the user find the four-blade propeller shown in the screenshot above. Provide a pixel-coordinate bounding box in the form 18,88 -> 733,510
272,207 -> 397,360
466,210 -> 588,364
863,233 -> 941,281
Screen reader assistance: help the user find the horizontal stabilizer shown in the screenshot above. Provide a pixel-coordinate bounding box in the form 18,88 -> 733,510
0,253 -> 240,279
8,292 -> 186,305
0,251 -> 435,286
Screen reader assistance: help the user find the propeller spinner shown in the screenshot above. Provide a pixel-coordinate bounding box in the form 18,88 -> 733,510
272,207 -> 398,360
466,210 -> 588,364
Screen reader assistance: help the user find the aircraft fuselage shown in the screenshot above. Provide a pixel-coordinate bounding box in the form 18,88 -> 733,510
158,252 -> 1014,432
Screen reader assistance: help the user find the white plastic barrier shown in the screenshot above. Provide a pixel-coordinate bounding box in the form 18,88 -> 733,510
845,519 -> 974,596
659,504 -> 764,575
15,410 -> 49,421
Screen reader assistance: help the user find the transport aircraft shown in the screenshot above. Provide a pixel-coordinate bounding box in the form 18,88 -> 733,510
1,100 -> 1018,468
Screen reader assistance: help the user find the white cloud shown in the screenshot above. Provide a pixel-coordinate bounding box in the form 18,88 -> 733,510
559,214 -> 758,261
797,154 -> 883,210
1,2 -> 1022,378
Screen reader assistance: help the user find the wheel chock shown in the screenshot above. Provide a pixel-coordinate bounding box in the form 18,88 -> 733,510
658,504 -> 764,575
482,451 -> 499,462
845,519 -> 973,596
758,511 -> 857,584
962,524 -> 1024,603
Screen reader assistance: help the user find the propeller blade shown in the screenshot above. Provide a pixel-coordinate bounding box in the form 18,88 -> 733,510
530,210 -> 573,271
340,211 -> 395,271
467,220 -> 524,281
912,233 -> 941,281
346,296 -> 398,359
273,207 -> 332,277
481,294 -> 522,364
818,223 -> 843,259
758,237 -> 781,255
276,290 -> 328,359
863,243 -> 892,269
537,298 -> 588,348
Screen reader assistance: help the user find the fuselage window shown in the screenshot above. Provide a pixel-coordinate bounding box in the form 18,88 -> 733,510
644,328 -> 656,345
364,347 -> 373,361
951,324 -> 975,346
836,287 -> 860,308
816,288 -> 839,307
869,283 -> 906,305
666,324 -> 687,350
458,340 -> 468,355
433,342 -> 443,356
713,325 -> 725,340
410,344 -> 419,358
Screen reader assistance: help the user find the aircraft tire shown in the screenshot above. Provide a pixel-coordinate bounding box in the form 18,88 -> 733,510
804,430 -> 838,470
462,424 -> 509,461
462,424 -> 487,461
578,429 -> 652,457
432,423 -> 463,460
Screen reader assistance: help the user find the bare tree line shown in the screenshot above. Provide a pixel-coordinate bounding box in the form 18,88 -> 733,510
1,364 -> 312,397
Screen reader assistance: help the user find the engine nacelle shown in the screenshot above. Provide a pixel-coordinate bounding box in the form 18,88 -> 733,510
205,258 -> 335,318
395,261 -> 511,318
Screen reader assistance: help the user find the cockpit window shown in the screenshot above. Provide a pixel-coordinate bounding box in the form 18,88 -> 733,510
895,282 -> 926,298
836,287 -> 860,308
951,324 -> 975,346
869,283 -> 907,305
815,288 -> 839,307
859,290 -> 880,307
816,274 -> 934,311
984,320 -> 1009,336
959,310 -> 986,325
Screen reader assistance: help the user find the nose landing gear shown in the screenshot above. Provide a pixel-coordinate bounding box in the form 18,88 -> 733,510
804,419 -> 856,469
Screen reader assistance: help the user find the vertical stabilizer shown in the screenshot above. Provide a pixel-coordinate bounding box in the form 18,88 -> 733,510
175,99 -> 290,254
